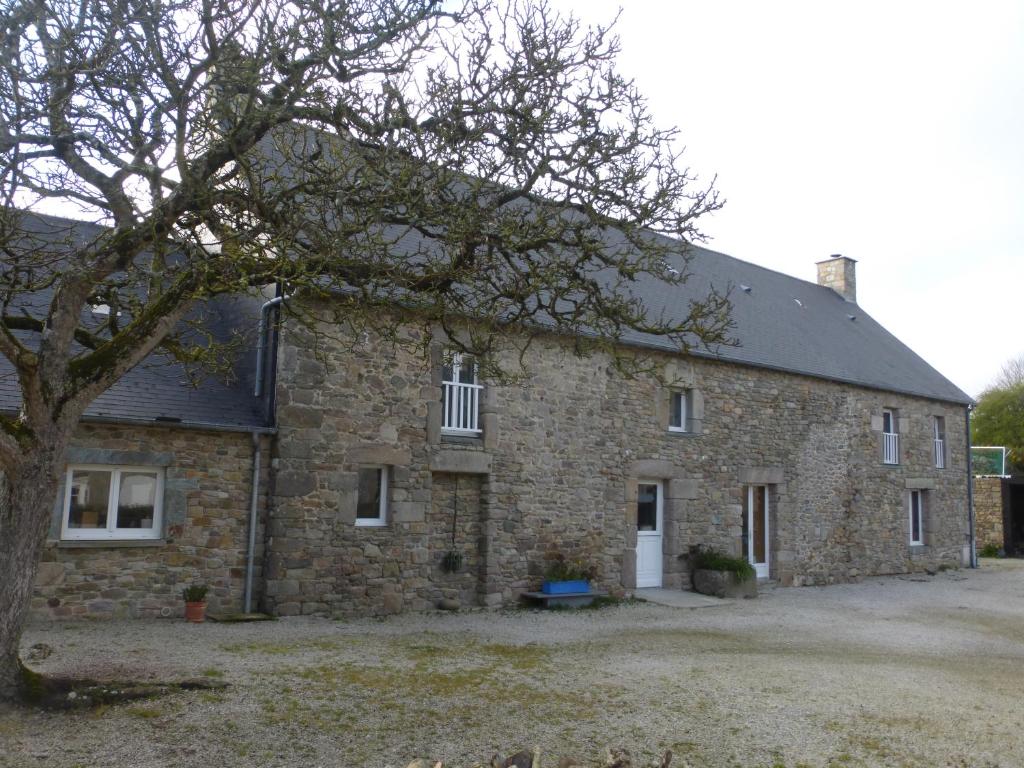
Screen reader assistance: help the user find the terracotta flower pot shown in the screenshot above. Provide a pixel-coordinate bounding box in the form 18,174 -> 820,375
184,601 -> 207,623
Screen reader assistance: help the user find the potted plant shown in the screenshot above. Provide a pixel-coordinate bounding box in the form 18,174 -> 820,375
690,546 -> 757,599
440,549 -> 463,573
542,554 -> 597,595
182,584 -> 209,622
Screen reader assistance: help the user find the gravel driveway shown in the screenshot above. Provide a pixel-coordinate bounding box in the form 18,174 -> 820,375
3,560 -> 1024,768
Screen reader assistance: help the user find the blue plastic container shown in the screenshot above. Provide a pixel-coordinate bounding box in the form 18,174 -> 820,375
541,579 -> 590,595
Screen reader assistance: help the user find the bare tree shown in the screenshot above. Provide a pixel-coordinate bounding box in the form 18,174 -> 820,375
990,353 -> 1024,391
0,0 -> 731,700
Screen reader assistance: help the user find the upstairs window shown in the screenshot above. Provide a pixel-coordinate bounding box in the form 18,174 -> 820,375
882,409 -> 900,465
355,466 -> 388,527
441,352 -> 482,435
933,416 -> 946,469
62,465 -> 163,541
668,390 -> 692,432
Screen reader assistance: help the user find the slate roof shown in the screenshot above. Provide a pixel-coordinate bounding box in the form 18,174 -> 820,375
0,209 -> 970,430
623,239 -> 972,404
0,212 -> 270,430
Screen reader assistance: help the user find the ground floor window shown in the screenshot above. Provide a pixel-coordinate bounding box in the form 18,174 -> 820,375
62,465 -> 163,540
356,466 -> 389,526
909,490 -> 925,545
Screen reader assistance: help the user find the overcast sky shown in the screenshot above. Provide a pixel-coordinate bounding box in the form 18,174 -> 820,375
551,0 -> 1022,398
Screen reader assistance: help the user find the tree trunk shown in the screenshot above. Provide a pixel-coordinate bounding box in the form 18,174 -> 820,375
0,434 -> 67,703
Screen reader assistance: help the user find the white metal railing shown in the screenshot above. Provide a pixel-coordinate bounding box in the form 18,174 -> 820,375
934,438 -> 946,469
442,381 -> 483,434
883,432 -> 900,465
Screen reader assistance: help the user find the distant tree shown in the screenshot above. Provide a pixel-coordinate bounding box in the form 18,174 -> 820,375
0,0 -> 731,701
972,382 -> 1024,472
990,353 -> 1024,390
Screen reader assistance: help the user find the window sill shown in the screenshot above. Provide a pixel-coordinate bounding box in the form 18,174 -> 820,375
441,433 -> 484,447
354,521 -> 388,528
52,538 -> 167,549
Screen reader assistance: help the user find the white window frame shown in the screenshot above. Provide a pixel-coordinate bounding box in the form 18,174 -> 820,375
355,465 -> 389,527
882,409 -> 900,465
61,464 -> 164,541
909,490 -> 924,546
441,352 -> 483,435
933,416 -> 946,469
668,390 -> 690,433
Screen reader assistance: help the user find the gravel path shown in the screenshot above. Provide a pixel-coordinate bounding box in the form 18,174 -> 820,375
3,561 -> 1024,767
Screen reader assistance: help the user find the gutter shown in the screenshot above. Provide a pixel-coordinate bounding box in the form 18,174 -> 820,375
966,405 -> 977,568
77,413 -> 276,435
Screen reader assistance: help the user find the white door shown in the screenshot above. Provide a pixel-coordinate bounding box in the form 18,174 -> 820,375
636,481 -> 663,588
745,485 -> 770,579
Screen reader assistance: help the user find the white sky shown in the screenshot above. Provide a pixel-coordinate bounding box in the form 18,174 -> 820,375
551,0 -> 1023,398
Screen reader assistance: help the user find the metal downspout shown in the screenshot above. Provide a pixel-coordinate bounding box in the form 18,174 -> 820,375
966,405 -> 977,568
244,431 -> 261,613
254,295 -> 285,397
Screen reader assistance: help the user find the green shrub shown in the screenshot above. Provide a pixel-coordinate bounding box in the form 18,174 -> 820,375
182,584 -> 208,603
979,543 -> 1001,558
543,554 -> 597,582
692,547 -> 756,581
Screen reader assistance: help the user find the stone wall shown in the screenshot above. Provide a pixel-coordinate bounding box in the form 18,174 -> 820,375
266,305 -> 970,616
973,476 -> 1005,553
32,424 -> 270,619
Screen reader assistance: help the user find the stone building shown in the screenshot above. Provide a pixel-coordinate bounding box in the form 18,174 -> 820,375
7,215 -> 973,619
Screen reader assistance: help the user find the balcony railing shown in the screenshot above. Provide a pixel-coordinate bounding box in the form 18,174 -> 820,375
442,380 -> 483,434
883,432 -> 900,465
934,438 -> 946,469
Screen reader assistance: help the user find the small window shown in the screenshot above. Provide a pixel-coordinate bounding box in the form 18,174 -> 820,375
62,465 -> 163,540
441,352 -> 483,434
355,466 -> 388,526
668,390 -> 690,432
933,416 -> 946,469
882,409 -> 900,465
909,490 -> 924,546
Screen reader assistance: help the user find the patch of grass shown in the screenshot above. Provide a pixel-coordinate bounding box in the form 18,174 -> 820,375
126,707 -> 162,719
201,668 -> 224,678
979,543 -> 1001,558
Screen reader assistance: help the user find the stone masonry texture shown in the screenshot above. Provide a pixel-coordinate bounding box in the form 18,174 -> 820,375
973,476 -> 1005,552
264,302 -> 970,617
31,424 -> 270,620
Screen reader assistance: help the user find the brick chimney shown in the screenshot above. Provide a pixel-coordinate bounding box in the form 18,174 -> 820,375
816,254 -> 857,303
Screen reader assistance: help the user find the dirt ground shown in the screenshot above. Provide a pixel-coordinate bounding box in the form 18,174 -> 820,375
3,559 -> 1024,768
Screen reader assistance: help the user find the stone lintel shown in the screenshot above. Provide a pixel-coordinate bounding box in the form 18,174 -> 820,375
905,477 -> 937,490
738,466 -> 785,485
66,446 -> 173,467
429,448 -> 492,475
630,459 -> 679,478
348,444 -> 412,466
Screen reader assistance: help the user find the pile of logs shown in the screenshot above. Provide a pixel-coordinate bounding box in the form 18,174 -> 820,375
404,747 -> 676,768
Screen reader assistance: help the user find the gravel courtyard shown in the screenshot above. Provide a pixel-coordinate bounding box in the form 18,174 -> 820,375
3,560 -> 1023,768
